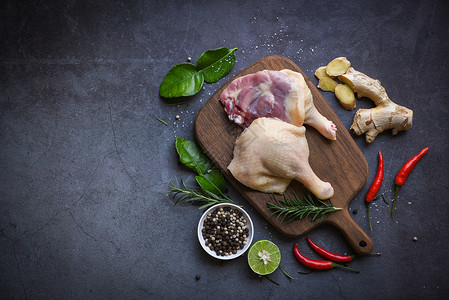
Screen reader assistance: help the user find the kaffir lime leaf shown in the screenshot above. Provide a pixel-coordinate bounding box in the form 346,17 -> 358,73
247,239 -> 281,275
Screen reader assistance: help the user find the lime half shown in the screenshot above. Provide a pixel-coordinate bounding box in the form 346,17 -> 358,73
247,239 -> 281,275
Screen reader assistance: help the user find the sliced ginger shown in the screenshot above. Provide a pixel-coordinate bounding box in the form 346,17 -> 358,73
334,84 -> 356,110
315,66 -> 335,80
326,57 -> 351,77
315,66 -> 327,79
339,67 -> 413,143
315,58 -> 353,108
318,77 -> 338,92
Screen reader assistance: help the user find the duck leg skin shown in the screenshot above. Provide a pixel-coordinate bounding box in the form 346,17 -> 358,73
228,117 -> 334,199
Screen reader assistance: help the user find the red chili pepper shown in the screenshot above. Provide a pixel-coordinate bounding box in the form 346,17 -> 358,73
392,147 -> 429,216
366,151 -> 384,202
293,244 -> 359,273
306,237 -> 355,263
365,151 -> 384,231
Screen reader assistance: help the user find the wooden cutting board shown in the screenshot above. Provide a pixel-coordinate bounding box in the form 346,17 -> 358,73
194,55 -> 373,255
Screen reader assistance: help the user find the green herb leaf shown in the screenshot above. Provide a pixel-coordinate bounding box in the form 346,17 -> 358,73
297,271 -> 312,275
165,101 -> 186,106
156,117 -> 168,126
175,137 -> 213,175
279,266 -> 294,284
175,137 -> 226,194
195,170 -> 226,195
159,47 -> 237,98
196,47 -> 237,83
264,275 -> 280,286
159,63 -> 204,98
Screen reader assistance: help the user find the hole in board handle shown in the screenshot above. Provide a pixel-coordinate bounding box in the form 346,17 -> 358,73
359,240 -> 367,247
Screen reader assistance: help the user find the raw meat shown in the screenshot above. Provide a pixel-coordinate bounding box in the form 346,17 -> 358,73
228,117 -> 334,199
220,69 -> 337,140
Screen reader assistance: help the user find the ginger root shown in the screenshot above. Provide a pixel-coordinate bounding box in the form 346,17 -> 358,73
334,84 -> 356,110
339,67 -> 413,143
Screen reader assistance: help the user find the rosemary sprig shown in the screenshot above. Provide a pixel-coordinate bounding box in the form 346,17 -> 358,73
167,179 -> 236,209
266,192 -> 341,223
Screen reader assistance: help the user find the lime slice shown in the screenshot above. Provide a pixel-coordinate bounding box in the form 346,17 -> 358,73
247,239 -> 281,275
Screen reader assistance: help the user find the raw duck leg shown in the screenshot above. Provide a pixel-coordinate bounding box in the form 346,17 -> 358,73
228,117 -> 334,200
220,69 -> 337,140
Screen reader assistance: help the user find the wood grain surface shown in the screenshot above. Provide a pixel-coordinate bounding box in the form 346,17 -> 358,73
194,55 -> 373,255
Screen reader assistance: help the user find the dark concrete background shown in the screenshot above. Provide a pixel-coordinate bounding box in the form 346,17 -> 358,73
1,0 -> 448,298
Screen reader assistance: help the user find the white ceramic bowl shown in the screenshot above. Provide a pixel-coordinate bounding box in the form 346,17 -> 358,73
197,203 -> 254,260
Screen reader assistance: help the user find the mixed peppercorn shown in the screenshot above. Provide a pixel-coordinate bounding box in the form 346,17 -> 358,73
201,207 -> 249,257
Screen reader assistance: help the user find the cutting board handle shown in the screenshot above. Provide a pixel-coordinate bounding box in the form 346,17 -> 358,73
327,210 -> 373,256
